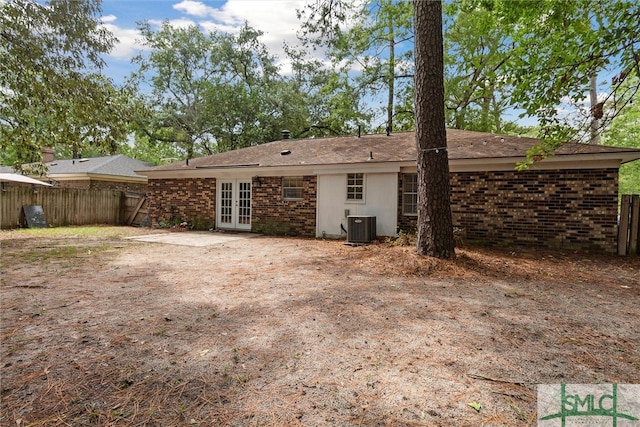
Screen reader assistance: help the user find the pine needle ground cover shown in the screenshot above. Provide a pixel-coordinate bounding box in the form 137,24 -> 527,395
1,227 -> 638,426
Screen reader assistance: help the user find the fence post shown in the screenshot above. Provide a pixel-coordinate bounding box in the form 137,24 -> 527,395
618,195 -> 631,256
630,195 -> 640,256
119,191 -> 126,225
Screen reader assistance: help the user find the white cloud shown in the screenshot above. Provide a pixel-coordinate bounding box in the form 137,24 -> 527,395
199,21 -> 239,35
101,1 -> 326,76
175,0 -> 309,58
100,16 -> 145,60
560,94 -> 602,107
173,0 -> 217,18
101,14 -> 117,24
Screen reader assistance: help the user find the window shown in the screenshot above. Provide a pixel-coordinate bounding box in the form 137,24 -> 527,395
347,173 -> 364,201
282,177 -> 304,200
402,173 -> 418,215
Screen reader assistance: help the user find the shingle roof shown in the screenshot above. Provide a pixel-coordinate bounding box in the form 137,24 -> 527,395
45,155 -> 151,178
145,129 -> 640,172
1,154 -> 152,178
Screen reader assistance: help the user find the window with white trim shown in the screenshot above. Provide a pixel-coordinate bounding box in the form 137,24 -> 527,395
402,173 -> 418,215
346,173 -> 364,201
282,176 -> 304,200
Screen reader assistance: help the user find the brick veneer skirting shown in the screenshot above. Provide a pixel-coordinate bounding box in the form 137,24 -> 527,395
251,176 -> 317,236
398,168 -> 619,252
148,178 -> 216,230
55,179 -> 147,194
90,180 -> 147,194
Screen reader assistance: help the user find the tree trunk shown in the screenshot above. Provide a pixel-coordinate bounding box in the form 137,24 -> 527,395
387,25 -> 395,134
589,74 -> 599,144
413,0 -> 455,259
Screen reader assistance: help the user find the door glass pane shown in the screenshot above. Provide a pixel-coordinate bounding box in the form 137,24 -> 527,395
220,182 -> 233,224
238,182 -> 251,225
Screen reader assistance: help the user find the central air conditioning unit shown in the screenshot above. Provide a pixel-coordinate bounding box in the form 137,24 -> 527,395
347,215 -> 376,244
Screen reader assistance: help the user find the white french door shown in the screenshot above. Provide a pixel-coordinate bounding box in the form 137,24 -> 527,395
217,179 -> 252,231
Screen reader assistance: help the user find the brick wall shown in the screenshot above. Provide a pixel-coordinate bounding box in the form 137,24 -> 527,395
91,180 -> 147,194
56,180 -> 90,190
147,178 -> 216,230
251,176 -> 317,237
89,180 -> 147,194
56,179 -> 147,194
398,169 -> 619,252
147,168 -> 618,251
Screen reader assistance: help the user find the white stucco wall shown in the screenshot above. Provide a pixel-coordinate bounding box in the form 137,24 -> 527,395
316,172 -> 398,238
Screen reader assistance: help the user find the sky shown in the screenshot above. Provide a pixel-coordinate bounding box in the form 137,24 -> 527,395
99,0 -> 313,85
2,0 -> 616,132
98,0 -> 541,127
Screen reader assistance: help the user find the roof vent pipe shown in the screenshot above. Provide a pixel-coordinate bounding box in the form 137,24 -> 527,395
186,158 -> 189,166
358,125 -> 361,138
282,130 -> 291,139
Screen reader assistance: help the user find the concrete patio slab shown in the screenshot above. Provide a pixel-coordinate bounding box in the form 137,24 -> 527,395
124,231 -> 259,247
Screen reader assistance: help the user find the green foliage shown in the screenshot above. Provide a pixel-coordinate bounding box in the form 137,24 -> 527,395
388,228 -> 417,246
443,1 -> 516,133
118,134 -> 182,166
601,80 -> 640,195
619,162 -> 640,196
298,0 -> 413,133
130,21 -> 316,156
281,45 -> 368,138
188,217 -> 212,231
0,0 -> 132,171
468,401 -> 482,412
297,0 -> 526,135
488,0 -> 639,157
252,220 -> 300,236
130,22 -> 221,158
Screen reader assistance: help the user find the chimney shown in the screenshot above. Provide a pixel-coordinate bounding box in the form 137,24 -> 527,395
42,147 -> 54,163
282,130 -> 291,140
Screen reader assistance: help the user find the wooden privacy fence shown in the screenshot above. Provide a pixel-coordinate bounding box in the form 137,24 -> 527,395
618,194 -> 640,256
122,193 -> 149,227
0,186 -> 126,229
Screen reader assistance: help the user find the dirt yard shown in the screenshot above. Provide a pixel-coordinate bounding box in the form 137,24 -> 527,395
1,227 -> 639,426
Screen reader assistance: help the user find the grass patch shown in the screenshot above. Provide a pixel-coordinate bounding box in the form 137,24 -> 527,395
0,225 -> 139,240
0,227 -> 137,265
8,244 -> 115,263
24,246 -> 79,261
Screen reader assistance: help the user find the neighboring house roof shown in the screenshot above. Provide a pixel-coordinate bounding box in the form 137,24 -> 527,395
1,155 -> 151,183
141,130 -> 640,177
44,155 -> 151,180
0,173 -> 52,186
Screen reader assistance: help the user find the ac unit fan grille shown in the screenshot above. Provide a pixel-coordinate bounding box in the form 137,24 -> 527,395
347,215 -> 376,243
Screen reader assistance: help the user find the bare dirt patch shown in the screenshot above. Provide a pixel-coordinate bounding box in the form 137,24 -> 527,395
1,227 -> 639,426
